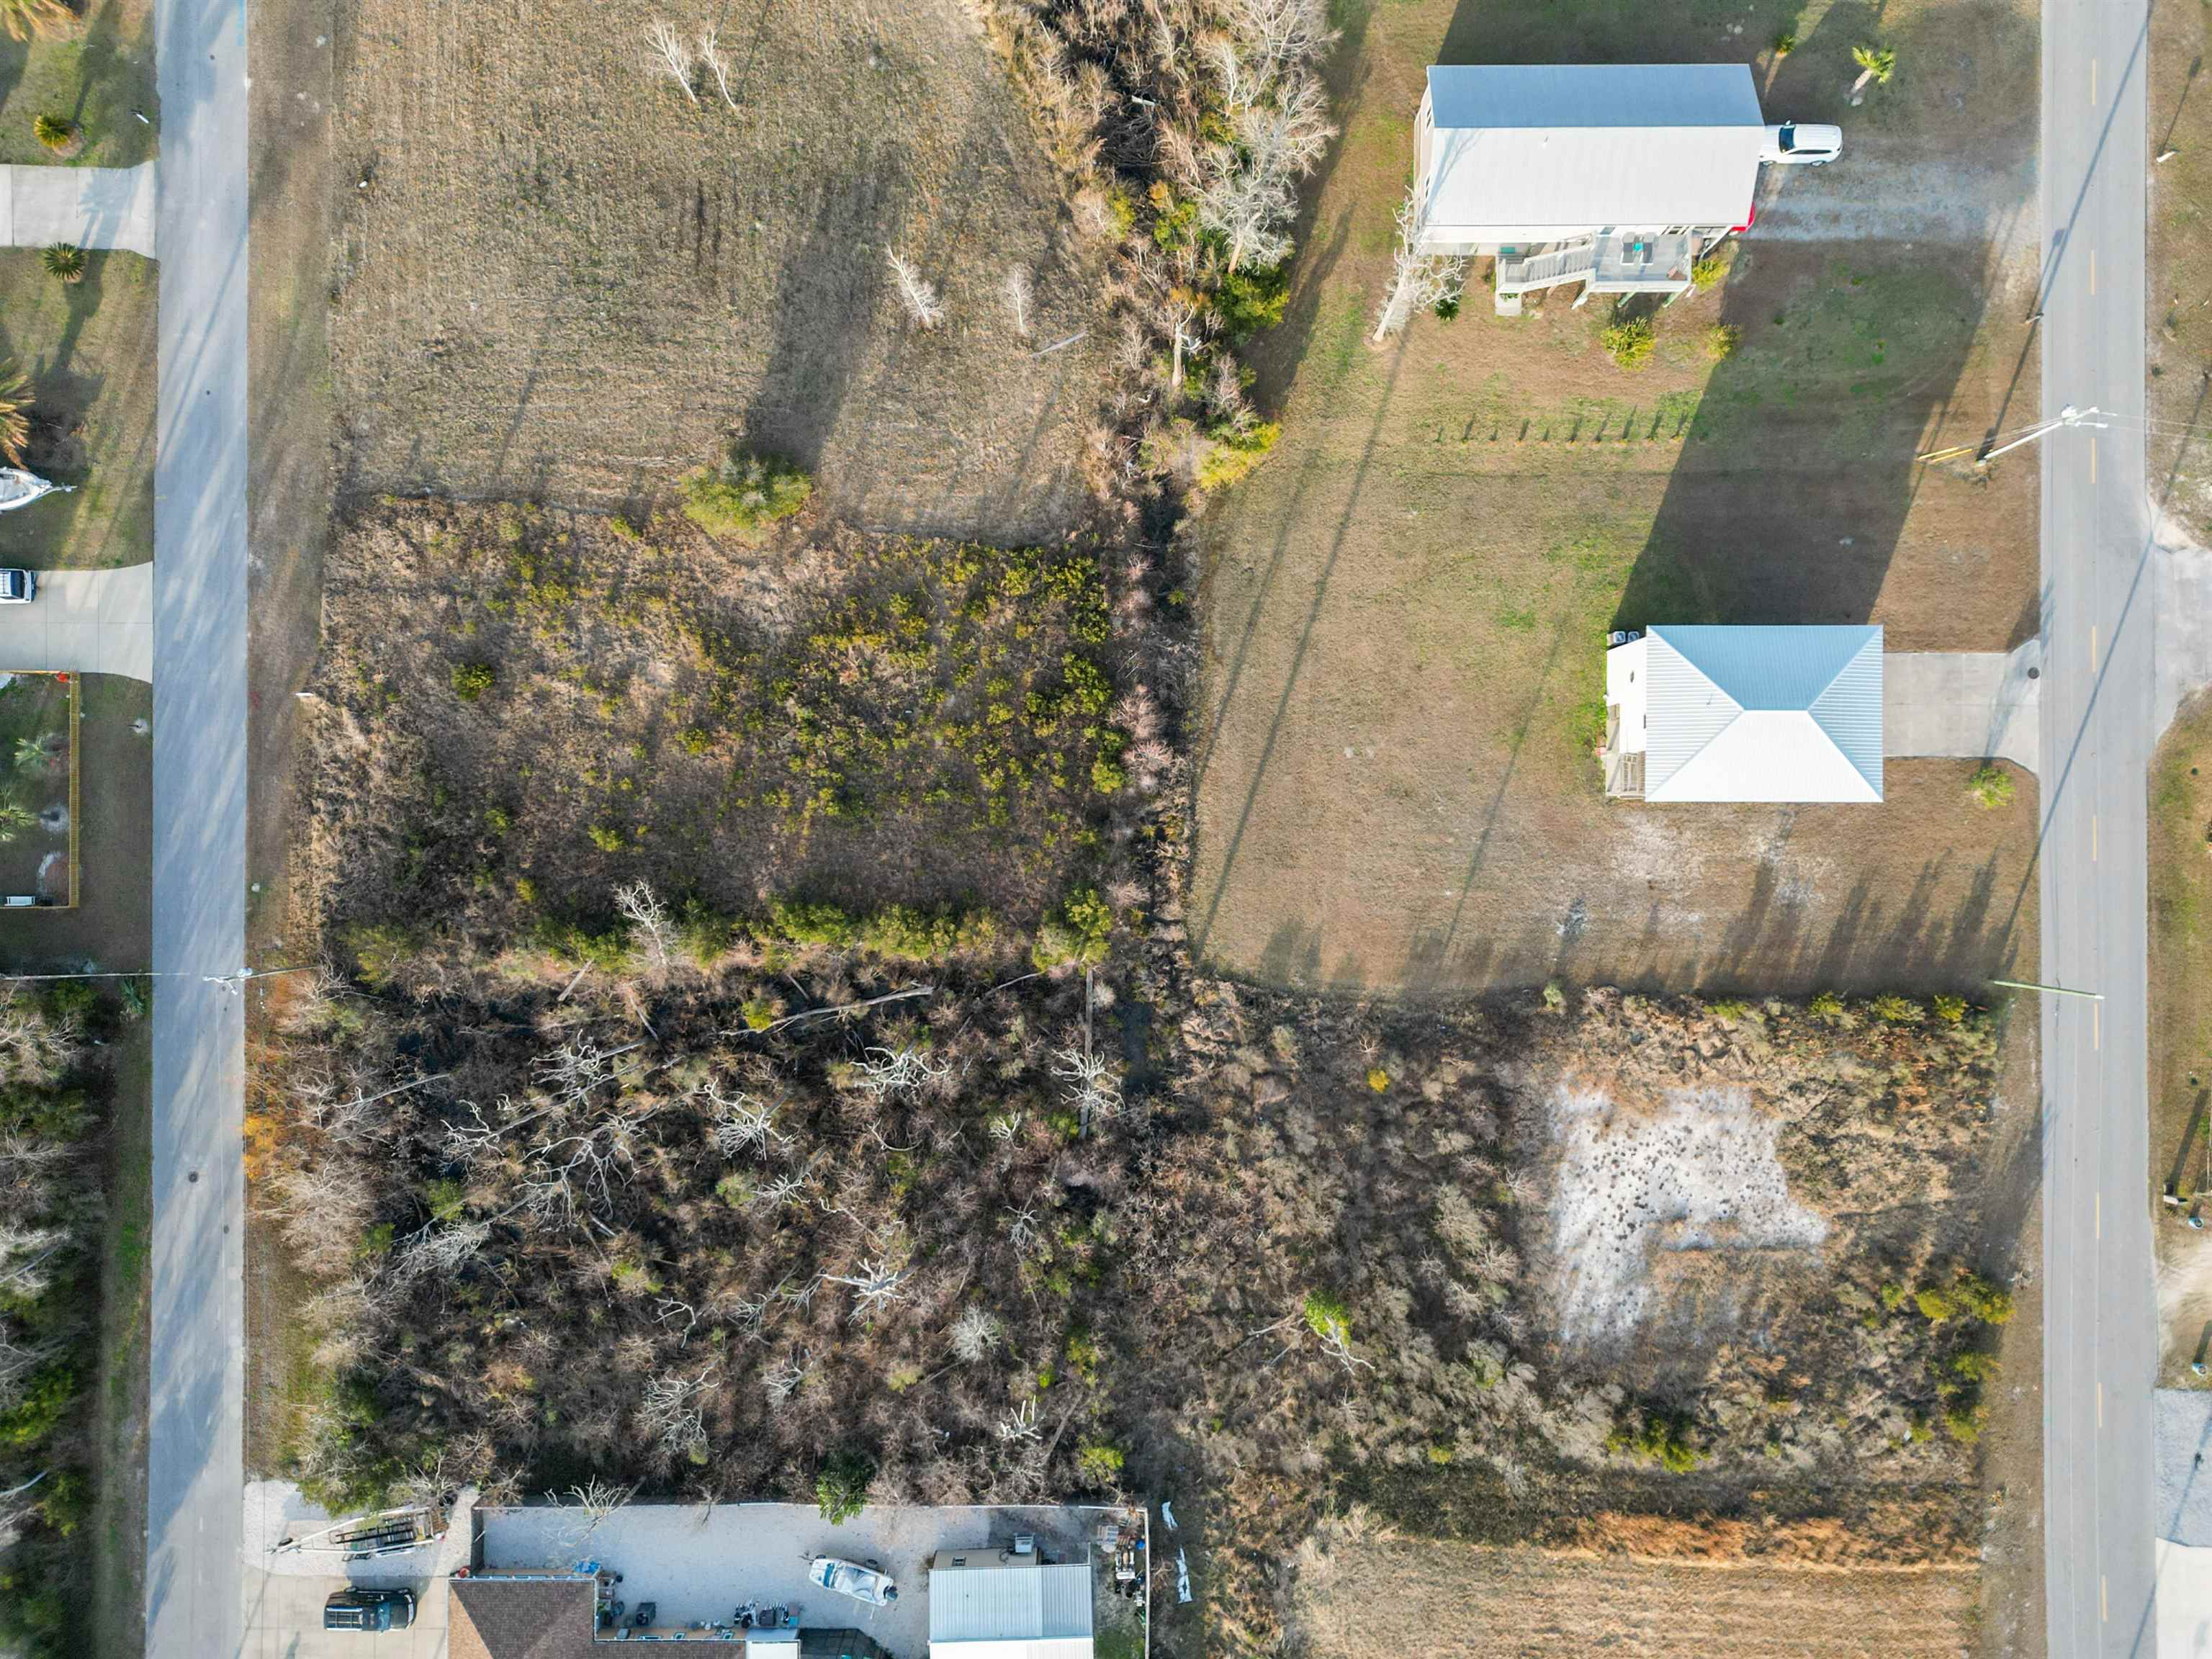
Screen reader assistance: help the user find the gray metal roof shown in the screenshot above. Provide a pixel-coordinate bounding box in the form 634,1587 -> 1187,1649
1422,64 -> 1765,234
1642,626 -> 1884,802
929,1562 -> 1093,1646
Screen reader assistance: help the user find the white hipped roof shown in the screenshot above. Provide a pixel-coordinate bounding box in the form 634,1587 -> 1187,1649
930,1561 -> 1093,1659
1638,625 -> 1884,803
1421,64 -> 1765,237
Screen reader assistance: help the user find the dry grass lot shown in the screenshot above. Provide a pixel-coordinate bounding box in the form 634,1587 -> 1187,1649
0,0 -> 156,171
2149,695 -> 2212,1382
1288,1515 -> 1977,1659
330,0 -> 1114,539
0,250 -> 156,571
2149,0 -> 2212,524
1192,0 -> 2041,994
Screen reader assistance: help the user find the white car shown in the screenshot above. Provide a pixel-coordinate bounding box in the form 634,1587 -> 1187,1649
0,570 -> 35,604
1761,122 -> 1843,164
809,1555 -> 897,1606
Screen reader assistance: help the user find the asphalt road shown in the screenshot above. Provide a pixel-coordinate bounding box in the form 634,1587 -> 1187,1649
2038,0 -> 2160,1653
142,0 -> 249,1653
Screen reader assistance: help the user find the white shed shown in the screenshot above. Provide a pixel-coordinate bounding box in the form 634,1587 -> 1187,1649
928,1550 -> 1094,1659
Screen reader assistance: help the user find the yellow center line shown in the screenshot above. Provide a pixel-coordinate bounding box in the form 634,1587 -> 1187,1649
2103,1576 -> 2110,1622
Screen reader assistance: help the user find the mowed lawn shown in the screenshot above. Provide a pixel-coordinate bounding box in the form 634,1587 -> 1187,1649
1191,0 -> 2041,995
0,0 -> 157,170
0,250 -> 157,570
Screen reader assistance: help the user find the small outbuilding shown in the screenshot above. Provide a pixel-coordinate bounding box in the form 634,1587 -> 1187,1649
1604,624 -> 1884,803
1413,63 -> 1766,310
927,1547 -> 1094,1659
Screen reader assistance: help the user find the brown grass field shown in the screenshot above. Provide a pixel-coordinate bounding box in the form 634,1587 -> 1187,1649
1289,1518 -> 1977,1659
329,0 -> 1115,539
1191,0 -> 2042,995
2150,696 -> 2212,1382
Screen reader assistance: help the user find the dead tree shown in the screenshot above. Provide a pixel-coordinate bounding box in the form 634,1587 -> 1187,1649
887,251 -> 945,329
644,20 -> 698,104
1371,186 -> 1465,343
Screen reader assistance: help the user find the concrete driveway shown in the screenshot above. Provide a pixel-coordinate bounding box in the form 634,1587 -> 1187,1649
1884,642 -> 2041,769
240,1568 -> 449,1659
0,163 -> 156,256
0,565 -> 153,682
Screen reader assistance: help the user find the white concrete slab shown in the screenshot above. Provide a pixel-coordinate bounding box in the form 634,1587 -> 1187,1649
0,162 -> 156,256
240,1568 -> 451,1659
2162,1540 -> 2212,1659
0,565 -> 152,682
1882,642 -> 2041,769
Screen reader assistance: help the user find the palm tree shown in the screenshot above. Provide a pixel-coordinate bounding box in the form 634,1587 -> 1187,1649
0,793 -> 37,846
1851,45 -> 1897,92
1,0 -> 74,43
30,114 -> 76,154
0,364 -> 30,469
12,734 -> 60,778
39,244 -> 84,286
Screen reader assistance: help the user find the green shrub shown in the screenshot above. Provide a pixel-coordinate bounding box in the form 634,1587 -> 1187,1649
1870,994 -> 1922,1025
1196,420 -> 1280,492
1943,1403 -> 1984,1444
682,449 -> 812,542
1303,1290 -> 1352,1347
1772,30 -> 1797,55
740,994 -> 781,1032
1215,263 -> 1289,338
1968,763 -> 2015,809
346,922 -> 423,990
1933,993 -> 1968,1025
1702,323 -> 1742,360
1691,248 -> 1730,292
1915,1287 -> 1955,1322
451,660 -> 495,701
1808,990 -> 1847,1023
1707,998 -> 1749,1021
1032,889 -> 1112,971
1075,1442 -> 1125,1488
1601,314 -> 1657,369
1952,1272 -> 2014,1325
814,1447 -> 876,1523
1365,1067 -> 1389,1092
30,114 -> 73,153
1607,1406 -> 1701,1473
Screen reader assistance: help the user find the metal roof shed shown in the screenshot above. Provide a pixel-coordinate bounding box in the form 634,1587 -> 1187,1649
1621,625 -> 1884,804
929,1553 -> 1094,1659
1419,63 -> 1766,240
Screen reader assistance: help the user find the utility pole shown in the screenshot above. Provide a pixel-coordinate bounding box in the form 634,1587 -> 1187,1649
1919,405 -> 2108,466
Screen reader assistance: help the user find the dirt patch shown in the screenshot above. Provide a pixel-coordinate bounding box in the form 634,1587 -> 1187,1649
328,0 -> 1112,539
0,0 -> 157,171
0,250 -> 156,572
1191,0 -> 2040,994
1547,1082 -> 1827,1353
1286,1511 -> 1978,1658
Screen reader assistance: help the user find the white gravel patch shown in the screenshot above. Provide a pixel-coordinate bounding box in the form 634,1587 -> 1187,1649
1547,1081 -> 1828,1349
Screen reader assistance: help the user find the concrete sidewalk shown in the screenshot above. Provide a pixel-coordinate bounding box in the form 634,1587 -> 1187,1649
0,163 -> 156,256
1883,641 -> 2041,770
0,565 -> 152,682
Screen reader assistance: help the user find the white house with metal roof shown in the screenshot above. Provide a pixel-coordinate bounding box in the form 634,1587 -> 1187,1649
1413,63 -> 1766,312
927,1547 -> 1094,1659
1603,625 -> 1884,803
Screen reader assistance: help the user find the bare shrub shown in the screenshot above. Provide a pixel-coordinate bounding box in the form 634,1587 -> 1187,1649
887,251 -> 945,329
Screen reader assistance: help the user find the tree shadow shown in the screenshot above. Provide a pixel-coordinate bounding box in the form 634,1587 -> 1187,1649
734,140 -> 907,476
